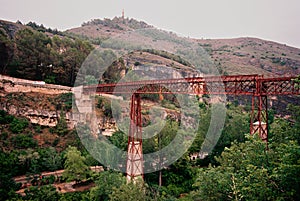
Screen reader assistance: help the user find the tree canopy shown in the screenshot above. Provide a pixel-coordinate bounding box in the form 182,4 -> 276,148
1,28 -> 93,86
192,135 -> 300,201
63,146 -> 91,183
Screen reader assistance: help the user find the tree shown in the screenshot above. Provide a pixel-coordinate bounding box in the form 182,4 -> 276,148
84,75 -> 98,85
108,131 -> 128,151
60,39 -> 93,86
5,28 -> 93,86
190,104 -> 249,166
18,149 -> 41,174
9,117 -> 29,134
0,151 -> 20,201
161,154 -> 197,197
109,179 -> 149,201
24,185 -> 60,201
11,133 -> 38,149
286,104 -> 300,143
294,75 -> 300,89
90,171 -> 126,201
59,191 -> 90,201
0,110 -> 14,124
192,134 -> 300,201
0,29 -> 14,74
63,146 -> 90,183
78,49 -> 116,84
39,147 -> 63,172
55,111 -> 68,136
13,28 -> 52,80
143,119 -> 179,187
44,75 -> 56,84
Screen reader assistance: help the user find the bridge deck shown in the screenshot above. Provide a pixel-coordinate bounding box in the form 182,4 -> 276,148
82,74 -> 300,96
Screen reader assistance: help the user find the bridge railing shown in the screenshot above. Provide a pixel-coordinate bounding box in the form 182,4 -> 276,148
82,74 -> 299,96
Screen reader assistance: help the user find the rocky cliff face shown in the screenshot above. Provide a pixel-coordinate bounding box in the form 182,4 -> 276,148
0,78 -> 117,135
0,94 -> 73,128
0,75 -> 74,127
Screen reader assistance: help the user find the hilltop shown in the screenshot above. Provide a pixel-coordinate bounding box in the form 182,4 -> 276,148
67,17 -> 153,39
66,17 -> 300,77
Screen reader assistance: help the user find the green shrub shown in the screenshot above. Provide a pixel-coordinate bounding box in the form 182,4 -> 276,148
103,101 -> 112,117
134,61 -> 141,66
0,132 -> 8,140
9,118 -> 29,133
24,185 -> 59,201
44,75 -> 56,84
55,112 -> 68,136
144,49 -> 193,67
11,133 -> 38,149
97,96 -> 104,108
96,96 -> 114,117
34,125 -> 42,133
52,138 -> 60,146
0,110 -> 14,124
280,60 -> 286,66
55,93 -> 73,110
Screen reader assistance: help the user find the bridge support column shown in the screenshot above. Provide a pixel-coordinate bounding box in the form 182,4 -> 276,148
126,93 -> 144,181
250,94 -> 268,143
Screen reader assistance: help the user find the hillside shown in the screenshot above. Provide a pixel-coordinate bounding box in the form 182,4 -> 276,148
67,17 -> 153,40
67,17 -> 300,77
0,20 -> 94,86
195,37 -> 300,76
1,17 -> 300,83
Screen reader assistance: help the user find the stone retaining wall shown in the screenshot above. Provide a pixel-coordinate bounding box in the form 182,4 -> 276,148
0,75 -> 71,94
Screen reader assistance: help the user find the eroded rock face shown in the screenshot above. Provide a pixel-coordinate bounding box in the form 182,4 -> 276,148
98,116 -> 117,136
0,100 -> 118,135
0,102 -> 65,127
16,109 -> 58,127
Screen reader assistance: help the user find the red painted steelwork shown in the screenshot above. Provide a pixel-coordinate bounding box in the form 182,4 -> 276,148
82,74 -> 299,180
83,74 -> 299,96
126,94 -> 144,180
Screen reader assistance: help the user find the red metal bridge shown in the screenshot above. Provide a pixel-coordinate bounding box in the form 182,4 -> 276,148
83,74 -> 300,180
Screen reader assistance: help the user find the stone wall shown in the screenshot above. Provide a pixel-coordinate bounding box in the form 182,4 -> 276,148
0,75 -> 71,94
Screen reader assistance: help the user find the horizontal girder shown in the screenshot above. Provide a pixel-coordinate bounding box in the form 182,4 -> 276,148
82,74 -> 300,96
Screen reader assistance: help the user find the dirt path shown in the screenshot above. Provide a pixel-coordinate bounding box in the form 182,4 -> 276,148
14,166 -> 102,195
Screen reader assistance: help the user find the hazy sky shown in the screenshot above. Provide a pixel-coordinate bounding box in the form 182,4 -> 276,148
1,0 -> 300,48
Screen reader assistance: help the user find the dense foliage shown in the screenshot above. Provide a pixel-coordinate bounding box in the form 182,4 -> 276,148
0,27 -> 93,86
63,146 -> 91,183
192,135 -> 300,201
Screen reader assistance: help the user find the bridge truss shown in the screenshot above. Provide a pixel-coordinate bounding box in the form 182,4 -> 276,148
83,74 -> 300,180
